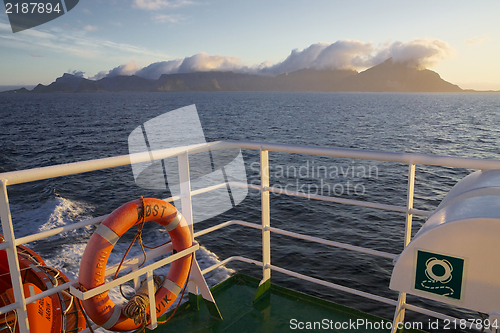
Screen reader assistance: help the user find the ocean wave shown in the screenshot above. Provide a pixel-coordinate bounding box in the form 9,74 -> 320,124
37,195 -> 95,233
9,194 -> 95,238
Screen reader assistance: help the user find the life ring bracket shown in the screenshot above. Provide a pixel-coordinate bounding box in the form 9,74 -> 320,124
70,242 -> 199,301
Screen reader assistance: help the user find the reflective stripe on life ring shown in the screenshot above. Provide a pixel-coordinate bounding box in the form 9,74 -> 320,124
78,198 -> 193,332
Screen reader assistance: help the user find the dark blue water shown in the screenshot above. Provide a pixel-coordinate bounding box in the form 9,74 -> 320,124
1,92 -> 500,331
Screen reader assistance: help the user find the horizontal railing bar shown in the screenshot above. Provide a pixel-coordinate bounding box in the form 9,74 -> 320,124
13,195 -> 180,246
191,183 -> 227,196
193,220 -> 262,238
164,195 -> 181,203
0,301 -> 21,315
10,187 -> 429,250
193,182 -> 431,217
209,182 -> 431,217
190,181 -> 259,197
195,220 -> 396,259
268,264 -> 399,307
4,213 -> 214,313
2,211 -> 420,318
3,140 -> 500,187
103,243 -> 173,278
204,141 -> 500,170
14,215 -> 108,246
3,242 -> 175,313
410,208 -> 431,216
24,281 -> 73,305
404,303 -> 462,324
2,220 -> 466,329
0,143 -> 210,185
199,257 -> 464,330
11,256 -> 465,330
200,256 -> 263,275
0,241 -> 11,252
265,226 -> 398,260
231,182 -> 260,190
265,186 -> 431,216
70,243 -> 199,300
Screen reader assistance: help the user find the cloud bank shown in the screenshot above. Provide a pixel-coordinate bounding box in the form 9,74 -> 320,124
91,53 -> 250,80
465,36 -> 490,45
370,39 -> 453,68
83,25 -> 98,31
89,38 -> 453,80
92,60 -> 142,80
133,0 -> 193,10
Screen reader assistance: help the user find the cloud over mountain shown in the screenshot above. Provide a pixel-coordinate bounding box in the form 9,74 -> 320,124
262,40 -> 374,75
89,38 -> 454,80
267,39 -> 453,73
370,39 -> 453,68
92,61 -> 142,80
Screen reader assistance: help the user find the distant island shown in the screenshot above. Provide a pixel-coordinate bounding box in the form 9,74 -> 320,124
4,58 -> 471,93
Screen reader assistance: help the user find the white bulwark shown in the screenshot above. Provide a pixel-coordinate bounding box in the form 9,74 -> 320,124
390,169 -> 500,315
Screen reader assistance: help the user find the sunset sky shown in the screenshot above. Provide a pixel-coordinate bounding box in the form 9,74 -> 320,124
1,0 -> 499,91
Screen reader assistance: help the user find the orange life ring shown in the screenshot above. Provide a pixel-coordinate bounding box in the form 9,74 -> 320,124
0,239 -> 86,333
78,198 -> 193,332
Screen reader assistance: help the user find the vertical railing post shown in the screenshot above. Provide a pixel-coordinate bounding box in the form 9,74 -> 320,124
253,148 -> 271,302
178,152 -> 197,298
146,270 -> 157,330
403,164 -> 416,247
391,163 -> 416,333
178,152 -> 194,227
260,148 -> 271,282
178,151 -> 222,320
0,180 -> 30,333
131,263 -> 140,291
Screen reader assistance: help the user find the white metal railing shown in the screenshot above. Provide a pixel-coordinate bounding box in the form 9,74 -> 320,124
1,140 -> 500,333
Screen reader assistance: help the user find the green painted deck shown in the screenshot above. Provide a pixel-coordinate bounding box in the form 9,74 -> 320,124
144,274 -> 427,333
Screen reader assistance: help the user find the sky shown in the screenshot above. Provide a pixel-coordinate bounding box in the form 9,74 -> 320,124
1,0 -> 499,91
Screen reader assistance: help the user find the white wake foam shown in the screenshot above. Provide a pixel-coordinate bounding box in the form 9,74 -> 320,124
37,196 -> 94,233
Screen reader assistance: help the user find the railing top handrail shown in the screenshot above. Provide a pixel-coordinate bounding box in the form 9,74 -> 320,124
1,140 -> 500,186
211,141 -> 500,169
0,142 -> 210,186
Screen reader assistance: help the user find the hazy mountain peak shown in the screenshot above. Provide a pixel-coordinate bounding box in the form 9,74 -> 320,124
4,61 -> 463,93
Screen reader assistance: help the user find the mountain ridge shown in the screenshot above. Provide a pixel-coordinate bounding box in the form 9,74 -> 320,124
4,58 -> 464,93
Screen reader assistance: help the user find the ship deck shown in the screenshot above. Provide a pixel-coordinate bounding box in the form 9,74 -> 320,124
146,274 -> 426,333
